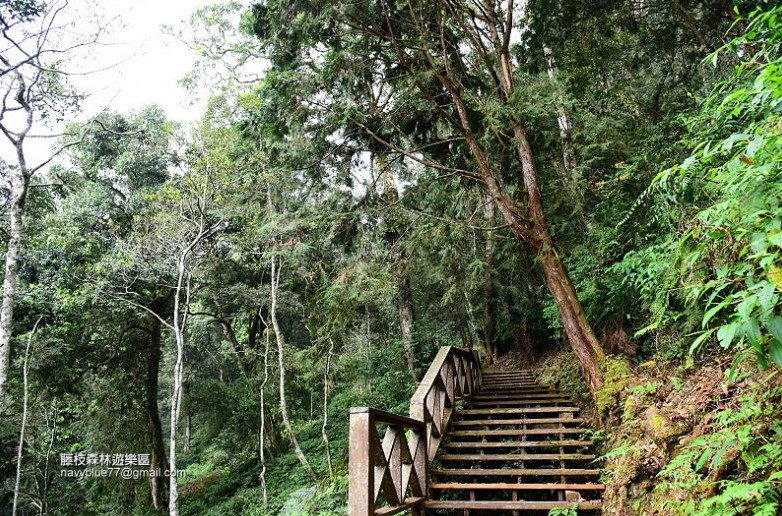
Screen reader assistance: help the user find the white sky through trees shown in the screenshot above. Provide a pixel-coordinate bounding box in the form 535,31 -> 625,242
0,0 -> 248,168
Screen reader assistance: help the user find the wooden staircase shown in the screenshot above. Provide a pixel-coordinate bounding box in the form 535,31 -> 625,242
348,347 -> 603,515
426,370 -> 603,513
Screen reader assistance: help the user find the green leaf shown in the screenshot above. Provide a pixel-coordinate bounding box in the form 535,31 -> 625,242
703,298 -> 729,328
769,339 -> 782,368
690,328 -> 716,354
717,322 -> 739,349
769,232 -> 782,249
766,316 -> 782,342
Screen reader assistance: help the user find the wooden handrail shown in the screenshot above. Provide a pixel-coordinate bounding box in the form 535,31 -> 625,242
348,346 -> 482,516
410,346 -> 482,459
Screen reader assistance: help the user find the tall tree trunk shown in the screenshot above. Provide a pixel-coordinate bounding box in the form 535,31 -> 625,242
0,169 -> 28,409
543,45 -> 579,183
322,339 -> 334,479
269,255 -> 317,479
376,153 -> 418,381
482,195 -> 497,363
397,275 -> 418,381
12,317 -> 42,516
543,44 -> 593,229
512,123 -> 605,392
168,257 -> 193,516
184,412 -> 191,453
144,313 -> 167,512
259,331 -> 270,505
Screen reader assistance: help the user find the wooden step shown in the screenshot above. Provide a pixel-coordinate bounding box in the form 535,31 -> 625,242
449,428 -> 586,437
440,453 -> 596,461
424,500 -> 602,510
451,417 -> 585,426
432,468 -> 601,477
477,392 -> 555,397
480,387 -> 549,392
468,399 -> 571,407
483,377 -> 537,381
428,482 -> 605,490
458,407 -> 579,415
482,377 -> 538,382
444,440 -> 594,449
482,379 -> 538,383
483,372 -> 536,376
472,392 -> 561,399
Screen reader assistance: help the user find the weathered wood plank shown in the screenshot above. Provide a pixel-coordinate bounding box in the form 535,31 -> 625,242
424,500 -> 602,510
440,453 -> 597,461
428,482 -> 605,490
431,468 -> 601,476
458,406 -> 579,415
451,417 -> 585,426
443,440 -> 593,448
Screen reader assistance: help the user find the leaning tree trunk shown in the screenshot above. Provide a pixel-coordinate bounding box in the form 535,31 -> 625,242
0,169 -> 28,409
513,123 -> 605,392
439,74 -> 605,393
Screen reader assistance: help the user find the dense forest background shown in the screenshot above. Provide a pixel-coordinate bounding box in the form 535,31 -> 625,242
1,0 -> 782,514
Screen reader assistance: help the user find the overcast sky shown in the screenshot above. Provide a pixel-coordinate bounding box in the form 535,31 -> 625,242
1,0 -> 251,168
78,0 -> 220,121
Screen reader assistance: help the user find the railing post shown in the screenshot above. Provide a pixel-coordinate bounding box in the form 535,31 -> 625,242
349,408 -> 374,516
349,347 -> 482,515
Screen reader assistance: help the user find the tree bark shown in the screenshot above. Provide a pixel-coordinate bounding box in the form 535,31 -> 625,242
398,275 -> 418,381
259,331 -> 270,505
376,153 -> 419,381
167,265 -> 189,516
482,195 -> 497,362
422,20 -> 607,392
543,45 -> 579,182
0,168 -> 28,409
322,339 -> 334,479
12,317 -> 42,516
144,312 -> 168,512
512,122 -> 605,392
269,254 -> 316,479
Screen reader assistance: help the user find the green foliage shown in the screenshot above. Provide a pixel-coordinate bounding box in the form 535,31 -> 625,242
656,384 -> 782,514
548,503 -> 579,516
641,6 -> 782,373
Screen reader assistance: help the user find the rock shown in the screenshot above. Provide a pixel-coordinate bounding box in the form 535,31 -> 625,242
565,490 -> 584,502
644,407 -> 688,443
